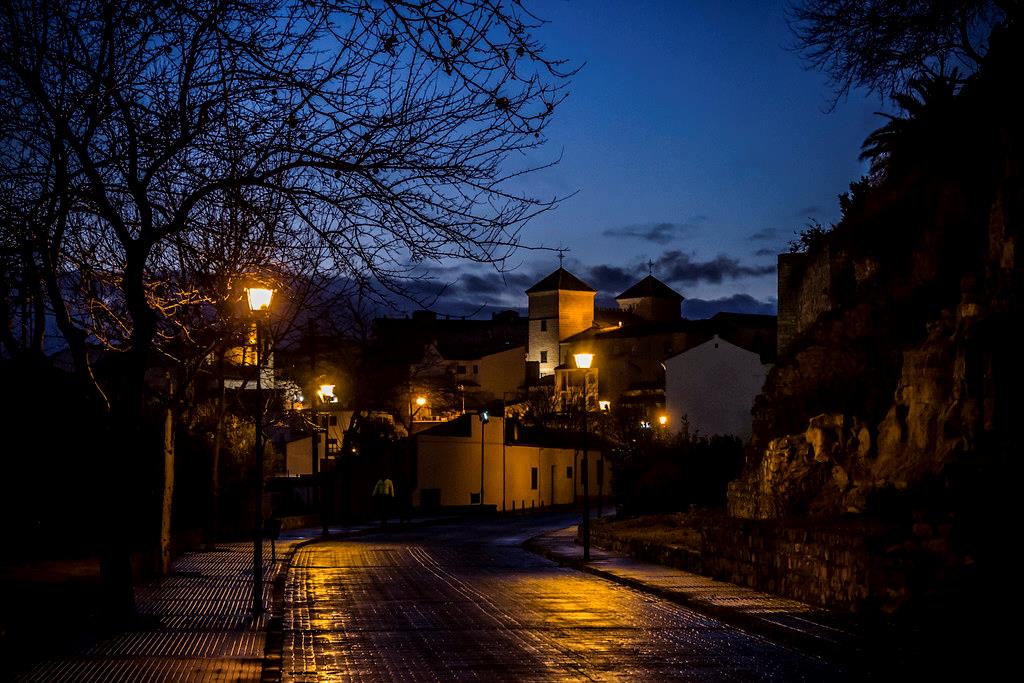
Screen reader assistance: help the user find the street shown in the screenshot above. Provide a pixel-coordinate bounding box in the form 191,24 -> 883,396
282,514 -> 841,681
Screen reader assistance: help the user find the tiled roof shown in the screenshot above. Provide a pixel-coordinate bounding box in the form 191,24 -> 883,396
615,275 -> 683,301
525,267 -> 596,294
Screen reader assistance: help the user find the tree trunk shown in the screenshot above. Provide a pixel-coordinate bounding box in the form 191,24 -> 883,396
207,349 -> 225,549
160,373 -> 175,575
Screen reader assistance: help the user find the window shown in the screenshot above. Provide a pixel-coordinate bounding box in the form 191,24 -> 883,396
531,467 -> 538,490
457,364 -> 466,374
326,437 -> 338,453
540,319 -> 547,331
540,350 -> 547,363
472,364 -> 479,374
328,416 -> 338,426
566,466 -> 573,479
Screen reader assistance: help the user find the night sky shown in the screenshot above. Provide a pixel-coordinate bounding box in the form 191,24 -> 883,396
424,0 -> 887,319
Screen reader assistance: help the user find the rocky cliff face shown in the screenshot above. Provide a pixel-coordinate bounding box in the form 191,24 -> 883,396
730,118 -> 1021,523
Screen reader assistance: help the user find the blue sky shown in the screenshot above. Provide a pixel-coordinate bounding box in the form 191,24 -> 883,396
423,0 -> 885,318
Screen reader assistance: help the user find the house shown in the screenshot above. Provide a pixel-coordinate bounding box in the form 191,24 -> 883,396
373,309 -> 528,421
526,267 -> 775,426
663,335 -> 772,440
415,414 -> 607,510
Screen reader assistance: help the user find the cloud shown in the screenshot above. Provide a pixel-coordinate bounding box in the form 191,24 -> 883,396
602,218 -> 704,244
797,205 -> 820,217
753,248 -> 777,257
748,228 -> 777,241
654,250 -> 776,285
585,264 -> 640,292
457,271 -> 535,296
682,294 -> 778,319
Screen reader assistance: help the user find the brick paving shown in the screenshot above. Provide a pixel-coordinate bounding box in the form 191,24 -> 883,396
280,516 -> 845,681
15,540 -> 294,683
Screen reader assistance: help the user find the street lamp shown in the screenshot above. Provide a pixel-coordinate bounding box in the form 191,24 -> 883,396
573,351 -> 593,561
478,409 -> 489,505
246,286 -> 274,616
316,383 -> 335,536
408,393 -> 427,431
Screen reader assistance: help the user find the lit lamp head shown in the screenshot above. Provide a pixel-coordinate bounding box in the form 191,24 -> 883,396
658,414 -> 668,427
246,287 -> 274,312
416,396 -> 427,407
317,384 -> 336,404
573,352 -> 594,369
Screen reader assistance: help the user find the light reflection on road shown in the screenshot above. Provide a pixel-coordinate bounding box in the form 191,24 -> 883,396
282,516 -> 840,681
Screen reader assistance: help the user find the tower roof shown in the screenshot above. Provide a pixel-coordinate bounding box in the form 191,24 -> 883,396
525,267 -> 596,294
615,274 -> 683,301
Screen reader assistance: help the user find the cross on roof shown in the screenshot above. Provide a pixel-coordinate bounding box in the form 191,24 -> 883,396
648,259 -> 654,275
557,249 -> 566,268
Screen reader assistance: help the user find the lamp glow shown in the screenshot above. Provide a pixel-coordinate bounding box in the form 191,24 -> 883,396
573,352 -> 594,369
317,384 -> 336,403
416,396 -> 427,407
246,287 -> 274,312
659,414 -> 668,426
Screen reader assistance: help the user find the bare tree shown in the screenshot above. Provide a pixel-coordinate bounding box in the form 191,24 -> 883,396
1,0 -> 571,617
787,0 -> 1011,104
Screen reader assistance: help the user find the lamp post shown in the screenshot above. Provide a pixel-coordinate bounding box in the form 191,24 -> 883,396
408,393 -> 426,432
246,286 -> 274,616
478,409 -> 489,505
573,352 -> 594,561
317,384 -> 335,536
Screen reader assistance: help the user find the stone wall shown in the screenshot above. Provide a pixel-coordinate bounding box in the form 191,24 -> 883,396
592,513 -> 962,614
776,248 -> 837,355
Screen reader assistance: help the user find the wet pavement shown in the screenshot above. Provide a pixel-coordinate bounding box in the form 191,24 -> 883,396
282,513 -> 846,681
14,540 -> 293,683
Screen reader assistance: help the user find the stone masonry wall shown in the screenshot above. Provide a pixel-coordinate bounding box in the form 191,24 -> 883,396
592,513 -> 961,614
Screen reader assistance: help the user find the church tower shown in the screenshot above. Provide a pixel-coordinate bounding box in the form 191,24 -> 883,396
615,274 -> 684,322
526,267 -> 596,377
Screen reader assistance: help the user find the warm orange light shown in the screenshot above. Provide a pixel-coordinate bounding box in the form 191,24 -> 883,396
317,384 -> 336,403
658,414 -> 668,426
416,396 -> 427,407
598,400 -> 611,412
246,287 -> 274,312
573,352 -> 594,369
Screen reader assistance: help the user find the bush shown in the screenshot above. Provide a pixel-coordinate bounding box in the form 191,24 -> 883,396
610,433 -> 744,516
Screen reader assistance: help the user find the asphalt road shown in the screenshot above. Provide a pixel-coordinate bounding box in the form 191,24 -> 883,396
282,513 -> 842,681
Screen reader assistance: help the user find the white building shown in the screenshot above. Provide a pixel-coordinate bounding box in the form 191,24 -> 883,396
663,335 -> 771,440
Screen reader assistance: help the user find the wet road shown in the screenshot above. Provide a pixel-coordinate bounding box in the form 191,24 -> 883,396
282,513 -> 841,681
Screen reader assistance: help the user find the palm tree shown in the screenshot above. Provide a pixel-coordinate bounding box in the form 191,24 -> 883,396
860,69 -> 965,178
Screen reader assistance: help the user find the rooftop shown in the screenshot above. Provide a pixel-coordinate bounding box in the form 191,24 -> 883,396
615,275 -> 684,302
525,267 -> 596,294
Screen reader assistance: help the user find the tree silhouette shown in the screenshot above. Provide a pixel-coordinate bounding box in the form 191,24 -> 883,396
788,0 -> 1009,104
1,0 -> 571,617
859,70 -> 964,177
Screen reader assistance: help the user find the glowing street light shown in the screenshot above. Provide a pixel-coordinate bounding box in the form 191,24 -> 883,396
572,352 -> 594,561
658,414 -> 668,427
246,285 -> 274,616
246,286 -> 274,312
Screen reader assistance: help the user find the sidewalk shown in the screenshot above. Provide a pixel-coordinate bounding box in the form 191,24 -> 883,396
524,526 -> 867,665
12,539 -> 294,683
8,518 -> 452,682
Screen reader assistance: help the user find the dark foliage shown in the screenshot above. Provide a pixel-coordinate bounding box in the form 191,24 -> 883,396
788,0 -> 1007,104
611,433 -> 744,516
